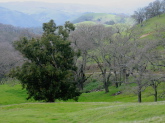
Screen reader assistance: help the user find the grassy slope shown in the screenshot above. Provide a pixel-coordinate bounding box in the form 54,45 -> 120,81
72,13 -> 133,25
74,21 -> 97,26
0,102 -> 165,123
1,83 -> 165,104
0,84 -> 35,105
1,84 -> 165,122
138,14 -> 165,35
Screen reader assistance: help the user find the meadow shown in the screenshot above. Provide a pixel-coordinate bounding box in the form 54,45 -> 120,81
0,84 -> 165,123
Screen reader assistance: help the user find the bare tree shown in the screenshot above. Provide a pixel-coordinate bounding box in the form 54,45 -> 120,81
132,0 -> 164,25
69,24 -> 95,90
161,0 -> 165,13
88,24 -> 115,93
146,72 -> 165,102
0,42 -> 23,80
132,8 -> 145,25
152,0 -> 162,17
127,38 -> 162,102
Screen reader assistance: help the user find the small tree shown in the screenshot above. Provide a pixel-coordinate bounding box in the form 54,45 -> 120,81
9,20 -> 81,102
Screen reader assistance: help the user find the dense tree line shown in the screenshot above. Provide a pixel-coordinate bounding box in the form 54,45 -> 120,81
70,23 -> 165,102
132,0 -> 165,25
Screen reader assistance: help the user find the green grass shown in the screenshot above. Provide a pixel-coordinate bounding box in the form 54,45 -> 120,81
1,83 -> 165,105
0,102 -> 165,123
0,84 -> 35,105
0,82 -> 165,122
137,14 -> 165,35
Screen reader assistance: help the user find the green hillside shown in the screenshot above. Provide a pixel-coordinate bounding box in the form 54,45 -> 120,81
72,13 -> 134,25
74,21 -> 97,26
135,14 -> 165,38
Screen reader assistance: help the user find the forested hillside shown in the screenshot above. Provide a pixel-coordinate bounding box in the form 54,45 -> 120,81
0,23 -> 38,80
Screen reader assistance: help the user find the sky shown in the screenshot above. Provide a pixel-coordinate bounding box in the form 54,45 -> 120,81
0,0 -> 156,7
0,0 -> 156,14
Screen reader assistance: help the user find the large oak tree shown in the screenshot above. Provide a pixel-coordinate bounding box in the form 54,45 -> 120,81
9,20 -> 81,102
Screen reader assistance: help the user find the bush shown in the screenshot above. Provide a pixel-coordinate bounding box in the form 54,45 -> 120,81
83,79 -> 103,93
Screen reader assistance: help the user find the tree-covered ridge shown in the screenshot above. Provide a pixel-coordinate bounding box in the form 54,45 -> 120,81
132,0 -> 165,25
0,23 -> 38,80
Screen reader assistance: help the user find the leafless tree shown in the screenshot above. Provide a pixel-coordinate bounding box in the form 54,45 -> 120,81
0,23 -> 38,81
0,42 -> 23,80
69,24 -> 96,90
145,71 -> 165,102
132,0 -> 164,24
126,37 -> 162,102
87,24 -> 116,93
132,8 -> 145,25
161,0 -> 165,13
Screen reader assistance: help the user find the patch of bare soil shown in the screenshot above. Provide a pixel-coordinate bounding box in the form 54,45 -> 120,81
140,32 -> 153,38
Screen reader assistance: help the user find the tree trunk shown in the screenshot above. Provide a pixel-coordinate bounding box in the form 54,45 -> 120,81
123,68 -> 126,83
103,71 -> 109,93
138,91 -> 142,103
104,82 -> 109,93
47,95 -> 55,102
154,86 -> 158,102
115,82 -> 118,88
48,98 -> 55,102
78,81 -> 84,91
114,71 -> 118,88
119,70 -> 122,86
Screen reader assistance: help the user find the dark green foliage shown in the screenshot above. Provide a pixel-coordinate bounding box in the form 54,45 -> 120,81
83,79 -> 103,93
9,20 -> 81,102
105,20 -> 115,25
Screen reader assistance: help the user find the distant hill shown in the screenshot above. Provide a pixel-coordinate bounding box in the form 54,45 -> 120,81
72,13 -> 134,25
0,7 -> 41,27
0,2 -> 132,27
0,2 -> 104,27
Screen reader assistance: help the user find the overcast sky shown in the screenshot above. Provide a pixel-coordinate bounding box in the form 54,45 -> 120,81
0,0 -> 156,6
0,0 -> 156,14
